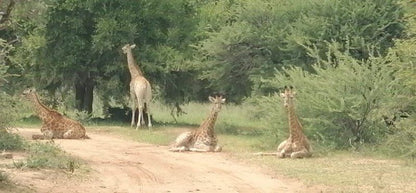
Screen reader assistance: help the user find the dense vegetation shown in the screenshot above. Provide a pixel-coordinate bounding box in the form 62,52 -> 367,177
1,0 -> 415,158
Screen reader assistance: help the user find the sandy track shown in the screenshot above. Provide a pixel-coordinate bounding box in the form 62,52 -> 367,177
8,128 -> 316,193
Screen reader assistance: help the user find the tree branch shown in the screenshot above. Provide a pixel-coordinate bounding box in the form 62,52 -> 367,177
0,0 -> 15,30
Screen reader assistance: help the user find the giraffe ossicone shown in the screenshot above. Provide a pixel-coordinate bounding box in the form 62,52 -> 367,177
22,88 -> 89,140
169,94 -> 225,152
122,43 -> 152,129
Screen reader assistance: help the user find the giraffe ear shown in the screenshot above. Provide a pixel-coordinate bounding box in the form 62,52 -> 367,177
221,98 -> 226,103
209,96 -> 215,102
280,92 -> 285,97
131,44 -> 136,49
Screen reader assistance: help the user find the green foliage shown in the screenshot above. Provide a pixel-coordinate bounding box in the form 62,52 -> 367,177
1,38 -> 25,132
376,1 -> 416,159
0,170 -> 9,184
195,0 -> 405,102
256,46 -> 400,149
381,117 -> 416,159
24,141 -> 81,170
0,130 -> 24,150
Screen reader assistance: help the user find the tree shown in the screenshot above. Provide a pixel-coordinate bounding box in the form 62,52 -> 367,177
194,0 -> 405,102
12,0 -> 202,115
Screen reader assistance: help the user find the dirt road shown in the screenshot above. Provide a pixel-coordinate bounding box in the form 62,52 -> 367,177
7,128 -> 316,193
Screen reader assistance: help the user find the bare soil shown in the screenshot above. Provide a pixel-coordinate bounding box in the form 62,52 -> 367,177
2,128 -> 322,193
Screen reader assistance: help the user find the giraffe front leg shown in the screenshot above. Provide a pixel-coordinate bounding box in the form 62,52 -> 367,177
277,139 -> 289,158
42,130 -> 54,140
130,89 -> 137,128
214,145 -> 222,152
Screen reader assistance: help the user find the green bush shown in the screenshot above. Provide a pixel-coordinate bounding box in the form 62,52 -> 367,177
25,142 -> 80,170
0,130 -> 25,150
380,117 -> 416,159
255,46 -> 399,149
377,6 -> 416,159
0,171 -> 8,183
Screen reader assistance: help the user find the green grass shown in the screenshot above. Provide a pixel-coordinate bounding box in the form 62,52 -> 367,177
257,153 -> 416,193
151,101 -> 264,133
23,141 -> 85,171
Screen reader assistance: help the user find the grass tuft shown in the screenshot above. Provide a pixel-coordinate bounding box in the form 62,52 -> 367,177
24,141 -> 83,170
0,130 -> 25,151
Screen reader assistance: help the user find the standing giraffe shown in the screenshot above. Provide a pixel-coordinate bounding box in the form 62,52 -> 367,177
169,94 -> 225,152
22,88 -> 88,139
122,43 -> 152,129
255,86 -> 312,158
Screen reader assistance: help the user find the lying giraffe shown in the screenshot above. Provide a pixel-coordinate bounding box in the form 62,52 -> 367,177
22,88 -> 89,140
255,86 -> 312,158
169,95 -> 225,152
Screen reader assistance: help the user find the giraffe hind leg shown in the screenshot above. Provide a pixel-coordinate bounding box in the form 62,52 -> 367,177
136,106 -> 144,130
131,107 -> 136,128
290,148 -> 311,159
63,130 -> 75,139
169,132 -> 192,152
169,146 -> 188,152
145,103 -> 152,128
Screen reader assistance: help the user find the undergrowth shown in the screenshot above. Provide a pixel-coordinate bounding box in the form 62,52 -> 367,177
22,141 -> 82,170
0,130 -> 25,151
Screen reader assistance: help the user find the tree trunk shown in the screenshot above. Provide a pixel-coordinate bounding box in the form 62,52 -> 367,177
83,79 -> 94,113
75,75 -> 94,114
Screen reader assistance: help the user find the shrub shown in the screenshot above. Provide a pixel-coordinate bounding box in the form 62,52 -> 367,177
0,130 -> 25,150
0,171 -> 8,183
25,141 -> 81,170
255,45 -> 400,149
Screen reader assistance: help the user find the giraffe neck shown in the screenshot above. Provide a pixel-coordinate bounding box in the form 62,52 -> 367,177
199,107 -> 219,135
287,101 -> 302,140
30,93 -> 53,122
126,50 -> 143,78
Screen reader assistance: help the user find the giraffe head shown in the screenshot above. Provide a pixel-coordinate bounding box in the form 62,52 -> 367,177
209,94 -> 226,113
280,86 -> 296,108
22,88 -> 37,101
122,43 -> 136,54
